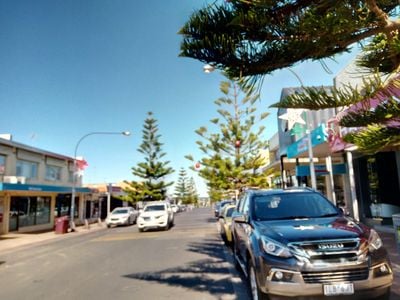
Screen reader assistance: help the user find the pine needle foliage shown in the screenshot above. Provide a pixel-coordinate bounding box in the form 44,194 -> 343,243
179,0 -> 400,154
180,0 -> 399,79
344,125 -> 400,154
124,112 -> 174,202
187,78 -> 270,201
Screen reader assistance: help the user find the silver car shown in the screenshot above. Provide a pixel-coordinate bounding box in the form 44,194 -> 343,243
105,207 -> 138,228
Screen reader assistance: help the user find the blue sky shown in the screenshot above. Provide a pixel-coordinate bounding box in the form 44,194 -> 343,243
0,1 -> 358,197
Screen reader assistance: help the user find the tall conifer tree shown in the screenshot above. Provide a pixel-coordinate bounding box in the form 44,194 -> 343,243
124,112 -> 174,202
186,79 -> 270,201
174,167 -> 189,204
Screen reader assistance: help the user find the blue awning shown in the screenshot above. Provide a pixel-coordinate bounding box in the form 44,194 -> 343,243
0,183 -> 91,193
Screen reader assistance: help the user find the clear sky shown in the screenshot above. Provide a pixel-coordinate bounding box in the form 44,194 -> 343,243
0,1 -> 358,197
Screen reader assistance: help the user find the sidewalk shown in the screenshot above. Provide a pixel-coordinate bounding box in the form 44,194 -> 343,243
0,222 -> 107,254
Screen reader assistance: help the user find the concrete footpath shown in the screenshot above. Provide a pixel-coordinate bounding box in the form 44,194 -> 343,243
0,222 -> 107,254
0,223 -> 399,297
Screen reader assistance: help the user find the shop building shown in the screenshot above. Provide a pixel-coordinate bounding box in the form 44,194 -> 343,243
264,61 -> 400,224
275,87 -> 348,208
0,136 -> 90,234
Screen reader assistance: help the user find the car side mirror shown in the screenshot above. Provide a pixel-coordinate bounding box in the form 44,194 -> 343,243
232,213 -> 248,224
339,207 -> 350,216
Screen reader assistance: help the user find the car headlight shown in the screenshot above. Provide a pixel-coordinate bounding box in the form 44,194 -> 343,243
261,237 -> 293,258
368,229 -> 383,251
155,214 -> 167,219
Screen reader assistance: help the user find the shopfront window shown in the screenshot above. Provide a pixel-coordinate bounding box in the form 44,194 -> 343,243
0,197 -> 4,228
55,194 -> 78,218
367,157 -> 379,203
45,165 -> 62,181
0,155 -> 5,174
9,196 -> 51,230
16,160 -> 38,179
36,197 -> 50,224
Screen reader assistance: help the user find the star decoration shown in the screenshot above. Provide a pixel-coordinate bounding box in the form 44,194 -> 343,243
279,109 -> 306,131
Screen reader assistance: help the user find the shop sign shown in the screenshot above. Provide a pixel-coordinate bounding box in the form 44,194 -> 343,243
287,124 -> 327,158
296,164 -> 347,176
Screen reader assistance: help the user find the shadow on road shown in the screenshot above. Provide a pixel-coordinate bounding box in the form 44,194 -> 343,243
207,217 -> 218,223
123,237 -> 246,298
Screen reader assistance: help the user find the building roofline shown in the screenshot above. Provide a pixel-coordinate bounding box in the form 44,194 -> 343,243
0,137 -> 74,161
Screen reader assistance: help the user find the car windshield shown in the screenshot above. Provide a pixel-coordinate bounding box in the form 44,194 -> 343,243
252,192 -> 339,221
225,207 -> 235,217
112,209 -> 128,214
144,205 -> 165,212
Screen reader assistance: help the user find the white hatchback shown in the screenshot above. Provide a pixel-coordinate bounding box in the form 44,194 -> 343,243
105,207 -> 138,228
137,201 -> 174,232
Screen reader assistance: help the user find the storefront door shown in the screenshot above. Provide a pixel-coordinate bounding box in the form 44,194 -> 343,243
9,197 -> 19,231
0,197 -> 3,234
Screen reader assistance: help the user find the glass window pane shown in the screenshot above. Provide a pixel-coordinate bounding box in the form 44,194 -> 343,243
36,197 -> 50,224
16,160 -> 38,179
0,155 -> 5,174
45,165 -> 62,181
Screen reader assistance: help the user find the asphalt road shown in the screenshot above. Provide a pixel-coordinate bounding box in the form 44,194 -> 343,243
0,208 -> 250,300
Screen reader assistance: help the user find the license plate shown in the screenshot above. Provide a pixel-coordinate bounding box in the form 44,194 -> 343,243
323,283 -> 354,296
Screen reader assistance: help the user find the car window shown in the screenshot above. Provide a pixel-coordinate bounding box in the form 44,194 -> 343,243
242,194 -> 250,215
238,194 -> 248,213
112,209 -> 128,214
144,205 -> 165,212
252,192 -> 339,221
225,206 -> 235,217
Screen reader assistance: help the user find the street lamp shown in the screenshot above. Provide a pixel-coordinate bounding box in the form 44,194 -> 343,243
70,131 -> 131,231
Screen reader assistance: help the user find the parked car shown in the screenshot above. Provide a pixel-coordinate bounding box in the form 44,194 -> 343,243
218,204 -> 236,245
171,204 -> 179,213
137,201 -> 174,232
214,199 -> 234,218
105,207 -> 138,228
231,187 -> 393,300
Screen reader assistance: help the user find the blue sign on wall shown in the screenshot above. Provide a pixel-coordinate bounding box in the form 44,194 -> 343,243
287,124 -> 327,158
296,163 -> 347,176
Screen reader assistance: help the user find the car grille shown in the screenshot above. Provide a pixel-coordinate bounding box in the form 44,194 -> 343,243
288,238 -> 370,283
302,268 -> 369,283
289,238 -> 364,264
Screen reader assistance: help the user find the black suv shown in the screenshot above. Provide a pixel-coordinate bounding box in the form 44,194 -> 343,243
231,188 -> 393,300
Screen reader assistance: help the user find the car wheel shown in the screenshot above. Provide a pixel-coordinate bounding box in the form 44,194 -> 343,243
138,227 -> 144,232
232,241 -> 242,272
248,261 -> 268,300
107,224 -> 111,228
164,223 -> 170,231
376,288 -> 390,300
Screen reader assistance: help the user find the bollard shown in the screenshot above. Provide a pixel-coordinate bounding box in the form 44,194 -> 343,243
84,219 -> 90,230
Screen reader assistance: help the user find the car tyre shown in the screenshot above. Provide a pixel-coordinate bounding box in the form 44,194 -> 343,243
248,261 -> 268,300
232,241 -> 242,272
107,224 -> 111,228
376,288 -> 390,300
138,227 -> 144,232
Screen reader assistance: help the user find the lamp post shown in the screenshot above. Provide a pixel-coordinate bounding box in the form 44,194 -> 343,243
287,68 -> 317,190
70,131 -> 131,231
